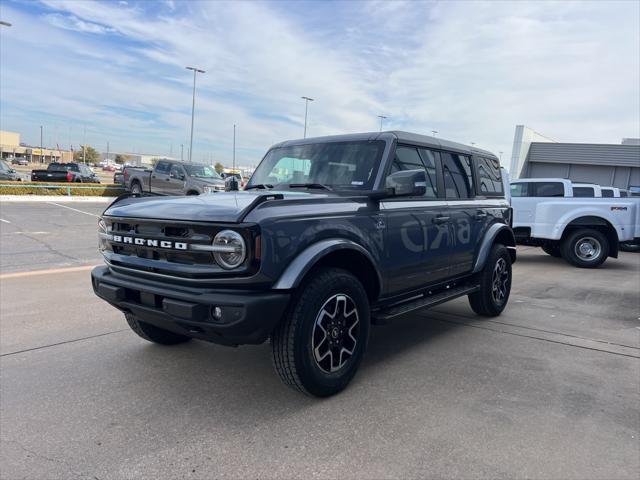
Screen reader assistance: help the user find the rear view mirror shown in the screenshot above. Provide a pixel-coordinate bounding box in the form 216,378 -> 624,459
385,169 -> 427,197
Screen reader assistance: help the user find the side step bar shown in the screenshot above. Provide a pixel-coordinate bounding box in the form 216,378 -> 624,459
372,284 -> 480,324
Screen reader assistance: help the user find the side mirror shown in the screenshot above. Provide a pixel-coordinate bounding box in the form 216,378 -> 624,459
385,169 -> 427,197
225,176 -> 239,191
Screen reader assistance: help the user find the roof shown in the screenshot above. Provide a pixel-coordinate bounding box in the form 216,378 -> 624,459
273,131 -> 498,159
528,142 -> 640,168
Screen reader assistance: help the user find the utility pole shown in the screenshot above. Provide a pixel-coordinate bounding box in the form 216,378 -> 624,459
83,127 -> 87,163
301,96 -> 314,138
106,141 -> 110,163
233,124 -> 236,172
186,66 -> 205,163
40,126 -> 43,163
181,144 -> 184,161
377,115 -> 387,132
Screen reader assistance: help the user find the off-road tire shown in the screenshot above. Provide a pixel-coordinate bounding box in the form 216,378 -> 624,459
561,228 -> 609,268
130,181 -> 142,195
542,243 -> 562,258
468,244 -> 512,317
125,313 -> 191,345
271,268 -> 370,397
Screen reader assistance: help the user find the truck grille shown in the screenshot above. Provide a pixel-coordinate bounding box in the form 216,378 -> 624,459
101,217 -> 257,280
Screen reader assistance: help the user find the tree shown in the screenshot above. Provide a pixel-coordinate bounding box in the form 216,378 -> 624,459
114,154 -> 131,165
73,145 -> 100,164
214,162 -> 225,174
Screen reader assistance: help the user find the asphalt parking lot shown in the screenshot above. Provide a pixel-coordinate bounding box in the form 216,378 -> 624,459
1,201 -> 639,479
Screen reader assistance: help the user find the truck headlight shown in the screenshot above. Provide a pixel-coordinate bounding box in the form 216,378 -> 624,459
213,230 -> 246,269
98,218 -> 109,252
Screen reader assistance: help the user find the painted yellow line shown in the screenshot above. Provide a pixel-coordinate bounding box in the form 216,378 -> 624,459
0,264 -> 100,280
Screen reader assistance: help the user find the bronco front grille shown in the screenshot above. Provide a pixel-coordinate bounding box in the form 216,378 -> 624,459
101,217 -> 258,280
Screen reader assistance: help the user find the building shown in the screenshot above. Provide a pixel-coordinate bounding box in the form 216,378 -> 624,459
101,152 -> 176,167
509,125 -> 640,191
0,130 -> 73,163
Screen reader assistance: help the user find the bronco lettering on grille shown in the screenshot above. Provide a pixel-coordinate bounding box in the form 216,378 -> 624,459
112,235 -> 187,250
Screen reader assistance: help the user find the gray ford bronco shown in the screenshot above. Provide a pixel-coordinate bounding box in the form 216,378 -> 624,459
92,131 -> 516,397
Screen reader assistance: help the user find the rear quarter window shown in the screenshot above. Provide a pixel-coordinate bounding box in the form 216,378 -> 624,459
572,187 -> 594,197
534,182 -> 564,197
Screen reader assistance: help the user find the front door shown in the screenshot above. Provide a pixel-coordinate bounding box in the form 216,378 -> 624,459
381,145 -> 450,295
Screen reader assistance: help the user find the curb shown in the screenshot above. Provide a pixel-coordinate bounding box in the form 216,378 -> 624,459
0,195 -> 116,203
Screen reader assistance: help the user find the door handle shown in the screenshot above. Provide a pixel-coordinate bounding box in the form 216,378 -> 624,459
433,215 -> 450,224
165,178 -> 171,181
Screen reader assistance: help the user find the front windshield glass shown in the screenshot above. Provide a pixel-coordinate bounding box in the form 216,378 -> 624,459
0,161 -> 9,172
249,140 -> 386,190
183,165 -> 221,179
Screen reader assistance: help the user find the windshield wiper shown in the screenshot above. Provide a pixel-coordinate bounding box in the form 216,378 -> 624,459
289,183 -> 333,191
245,183 -> 274,190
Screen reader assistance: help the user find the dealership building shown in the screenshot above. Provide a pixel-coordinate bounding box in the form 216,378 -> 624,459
509,125 -> 640,192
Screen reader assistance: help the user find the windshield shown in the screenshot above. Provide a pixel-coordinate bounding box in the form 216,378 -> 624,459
248,140 -> 386,190
183,165 -> 221,179
0,161 -> 9,172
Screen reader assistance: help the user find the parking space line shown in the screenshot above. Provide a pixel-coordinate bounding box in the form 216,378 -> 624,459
1,329 -> 129,357
47,202 -> 101,218
0,218 -> 11,224
0,264 -> 100,280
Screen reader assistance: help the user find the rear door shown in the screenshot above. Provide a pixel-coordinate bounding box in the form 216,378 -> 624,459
440,151 -> 478,276
380,145 -> 449,294
151,161 -> 171,193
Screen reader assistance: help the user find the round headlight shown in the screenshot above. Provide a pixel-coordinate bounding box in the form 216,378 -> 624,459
213,230 -> 246,269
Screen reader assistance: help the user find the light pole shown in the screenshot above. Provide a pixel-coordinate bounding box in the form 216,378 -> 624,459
301,96 -> 314,138
186,66 -> 205,163
40,126 -> 43,163
471,142 -> 476,147
431,130 -> 438,137
180,144 -> 184,161
233,124 -> 236,172
499,151 -> 504,161
377,115 -> 387,132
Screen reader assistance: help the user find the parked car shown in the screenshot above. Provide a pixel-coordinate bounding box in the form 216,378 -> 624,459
102,164 -> 116,172
123,160 -> 225,195
113,171 -> 124,185
31,162 -> 100,183
10,157 -> 29,166
0,160 -> 21,181
92,131 -> 516,396
510,178 -> 638,267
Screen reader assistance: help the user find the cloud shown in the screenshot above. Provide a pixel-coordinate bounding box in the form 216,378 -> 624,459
43,13 -> 115,35
1,0 -> 638,167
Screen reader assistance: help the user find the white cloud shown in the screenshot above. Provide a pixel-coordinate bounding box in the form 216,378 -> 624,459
0,0 -> 638,167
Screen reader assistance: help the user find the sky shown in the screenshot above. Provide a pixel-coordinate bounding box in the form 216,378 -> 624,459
0,0 -> 638,168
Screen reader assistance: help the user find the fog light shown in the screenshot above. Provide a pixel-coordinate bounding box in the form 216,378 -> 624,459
212,306 -> 223,321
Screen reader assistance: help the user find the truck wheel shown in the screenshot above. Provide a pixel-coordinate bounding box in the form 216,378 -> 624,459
468,244 -> 512,317
561,229 -> 609,268
271,268 -> 370,397
542,244 -> 562,258
130,182 -> 142,195
125,313 -> 191,345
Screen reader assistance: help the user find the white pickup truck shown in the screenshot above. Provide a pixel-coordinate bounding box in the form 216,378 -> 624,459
510,178 -> 639,268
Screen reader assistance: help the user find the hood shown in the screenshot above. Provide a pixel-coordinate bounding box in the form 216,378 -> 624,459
103,191 -> 313,223
191,177 -> 225,185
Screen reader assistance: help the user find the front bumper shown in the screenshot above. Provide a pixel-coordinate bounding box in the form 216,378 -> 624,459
91,266 -> 290,346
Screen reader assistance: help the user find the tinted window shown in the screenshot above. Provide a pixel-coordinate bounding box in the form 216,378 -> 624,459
48,163 -> 77,172
476,157 -> 503,196
572,186 -> 594,197
534,182 -> 564,197
620,191 -> 628,197
601,189 -> 614,197
155,161 -> 170,173
510,183 -> 530,197
441,152 -> 473,199
389,146 -> 438,198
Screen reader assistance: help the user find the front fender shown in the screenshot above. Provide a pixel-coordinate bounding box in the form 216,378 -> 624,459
472,223 -> 516,273
272,238 -> 382,290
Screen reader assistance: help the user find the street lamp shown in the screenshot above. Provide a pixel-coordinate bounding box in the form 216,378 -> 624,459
431,130 -> 438,137
301,96 -> 314,138
186,66 -> 205,163
377,115 -> 387,132
40,126 -> 43,163
499,151 -> 504,161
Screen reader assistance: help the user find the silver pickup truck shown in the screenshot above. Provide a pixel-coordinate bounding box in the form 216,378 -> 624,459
123,159 -> 226,195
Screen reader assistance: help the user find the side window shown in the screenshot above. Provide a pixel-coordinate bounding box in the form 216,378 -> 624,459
601,189 -> 614,198
510,183 -> 530,197
390,146 -> 438,198
572,187 -> 594,197
620,191 -> 628,197
534,182 -> 564,197
155,161 -> 170,174
418,148 -> 438,199
476,157 -> 504,196
170,164 -> 184,178
441,152 -> 473,199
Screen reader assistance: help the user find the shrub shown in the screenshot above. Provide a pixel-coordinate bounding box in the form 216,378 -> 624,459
0,181 -> 125,197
